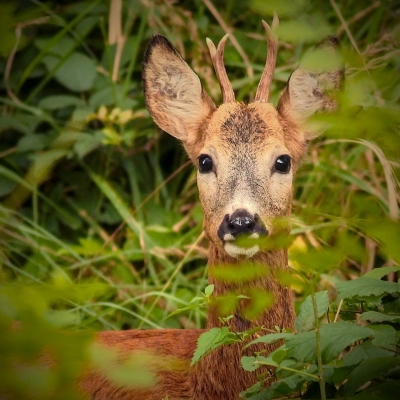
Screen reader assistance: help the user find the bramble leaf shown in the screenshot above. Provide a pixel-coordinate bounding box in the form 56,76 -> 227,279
286,322 -> 373,363
295,291 -> 329,332
336,277 -> 400,301
364,266 -> 400,279
344,357 -> 400,396
361,311 -> 400,324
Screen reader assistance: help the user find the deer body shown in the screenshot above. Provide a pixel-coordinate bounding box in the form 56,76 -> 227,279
80,24 -> 342,400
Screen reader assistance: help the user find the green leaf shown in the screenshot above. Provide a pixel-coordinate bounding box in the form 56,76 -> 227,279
368,324 -> 397,347
348,381 -> 400,400
361,311 -> 400,324
337,277 -> 400,301
17,134 -> 52,152
342,345 -> 368,367
295,291 -> 329,332
364,266 -> 400,279
73,132 -> 103,159
241,356 -> 259,372
246,332 -> 294,348
191,327 -> 230,365
38,95 -> 85,110
42,52 -> 97,92
204,284 -> 214,297
285,322 -> 373,363
165,303 -> 203,319
344,357 -> 400,396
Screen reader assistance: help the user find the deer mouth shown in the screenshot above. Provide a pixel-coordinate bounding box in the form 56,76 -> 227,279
224,242 -> 260,258
222,232 -> 261,258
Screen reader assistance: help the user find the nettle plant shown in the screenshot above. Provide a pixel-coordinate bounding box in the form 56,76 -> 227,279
187,266 -> 400,399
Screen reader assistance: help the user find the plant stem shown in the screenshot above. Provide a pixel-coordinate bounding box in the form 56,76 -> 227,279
310,284 -> 326,400
256,362 -> 320,381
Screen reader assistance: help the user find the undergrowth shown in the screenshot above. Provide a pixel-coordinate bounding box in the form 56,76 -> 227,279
0,0 -> 399,398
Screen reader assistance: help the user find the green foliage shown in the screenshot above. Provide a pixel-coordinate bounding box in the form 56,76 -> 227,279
238,270 -> 400,399
0,0 -> 399,398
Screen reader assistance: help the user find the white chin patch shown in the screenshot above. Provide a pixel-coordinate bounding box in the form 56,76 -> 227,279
224,242 -> 260,258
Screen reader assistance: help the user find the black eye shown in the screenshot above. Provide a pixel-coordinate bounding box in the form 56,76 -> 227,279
198,154 -> 213,173
274,155 -> 291,173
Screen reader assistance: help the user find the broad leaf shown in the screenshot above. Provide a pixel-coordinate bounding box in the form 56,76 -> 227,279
348,381 -> 400,400
295,291 -> 329,332
241,356 -> 260,372
285,322 -> 373,363
336,277 -> 400,301
344,356 -> 400,396
368,324 -> 397,347
42,52 -> 96,92
361,311 -> 400,324
364,266 -> 400,279
342,345 -> 368,367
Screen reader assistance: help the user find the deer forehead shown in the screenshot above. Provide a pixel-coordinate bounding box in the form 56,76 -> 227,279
202,102 -> 287,158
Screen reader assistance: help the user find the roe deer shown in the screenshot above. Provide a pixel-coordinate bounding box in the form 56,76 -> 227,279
80,20 -> 343,400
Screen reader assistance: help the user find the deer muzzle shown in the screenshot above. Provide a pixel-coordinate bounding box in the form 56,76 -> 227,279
217,209 -> 268,258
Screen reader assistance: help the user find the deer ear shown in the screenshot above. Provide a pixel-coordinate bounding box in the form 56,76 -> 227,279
277,37 -> 343,138
143,35 -> 216,142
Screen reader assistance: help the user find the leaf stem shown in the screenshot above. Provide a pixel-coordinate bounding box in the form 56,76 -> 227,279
311,284 -> 326,400
255,362 -> 319,381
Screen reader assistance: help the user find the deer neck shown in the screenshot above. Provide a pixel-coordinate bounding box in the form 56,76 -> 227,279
206,243 -> 295,332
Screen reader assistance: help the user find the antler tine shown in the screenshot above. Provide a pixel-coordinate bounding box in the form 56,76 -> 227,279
254,16 -> 279,103
206,34 -> 235,103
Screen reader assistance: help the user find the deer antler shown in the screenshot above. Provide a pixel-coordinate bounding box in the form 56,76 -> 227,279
206,34 -> 235,103
254,16 -> 279,103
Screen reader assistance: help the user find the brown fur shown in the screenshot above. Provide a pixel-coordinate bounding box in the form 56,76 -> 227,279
79,33 -> 342,399
81,245 -> 294,400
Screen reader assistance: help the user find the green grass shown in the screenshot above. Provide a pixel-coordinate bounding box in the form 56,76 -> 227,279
0,0 -> 399,398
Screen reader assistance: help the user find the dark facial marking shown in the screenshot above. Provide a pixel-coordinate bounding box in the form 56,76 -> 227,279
221,105 -> 267,146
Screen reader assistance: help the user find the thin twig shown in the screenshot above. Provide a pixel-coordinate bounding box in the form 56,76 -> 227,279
109,0 -> 126,82
5,16 -> 50,106
337,1 -> 380,36
334,299 -> 343,323
329,0 -> 374,83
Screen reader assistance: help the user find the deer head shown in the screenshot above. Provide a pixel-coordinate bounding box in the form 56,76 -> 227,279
143,22 -> 342,259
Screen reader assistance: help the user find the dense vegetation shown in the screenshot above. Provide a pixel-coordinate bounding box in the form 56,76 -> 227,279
0,0 -> 399,398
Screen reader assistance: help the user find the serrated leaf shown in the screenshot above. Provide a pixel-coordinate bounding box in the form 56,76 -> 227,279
295,291 -> 329,332
336,277 -> 400,301
191,327 -> 231,365
364,266 -> 400,279
344,357 -> 400,396
241,356 -> 259,371
361,311 -> 400,324
285,322 -> 373,363
368,324 -> 397,347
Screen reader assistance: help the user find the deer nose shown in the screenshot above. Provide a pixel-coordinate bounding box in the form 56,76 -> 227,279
217,209 -> 267,241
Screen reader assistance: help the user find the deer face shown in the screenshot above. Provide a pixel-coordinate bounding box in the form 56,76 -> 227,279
143,30 -> 342,258
196,102 -> 301,257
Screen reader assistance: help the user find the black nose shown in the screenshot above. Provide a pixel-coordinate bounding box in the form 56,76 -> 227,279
217,209 -> 267,240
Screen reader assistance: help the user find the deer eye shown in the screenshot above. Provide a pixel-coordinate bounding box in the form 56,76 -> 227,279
198,154 -> 213,173
274,155 -> 291,173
